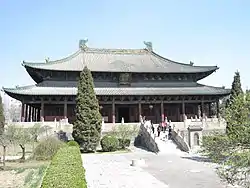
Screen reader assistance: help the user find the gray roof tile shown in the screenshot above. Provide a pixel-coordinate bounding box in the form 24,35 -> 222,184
22,47 -> 218,73
3,85 -> 231,96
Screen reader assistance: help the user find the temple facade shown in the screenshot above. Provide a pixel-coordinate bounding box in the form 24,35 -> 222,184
3,40 -> 230,124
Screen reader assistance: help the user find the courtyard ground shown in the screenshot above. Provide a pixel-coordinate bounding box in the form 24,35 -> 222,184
82,147 -> 228,188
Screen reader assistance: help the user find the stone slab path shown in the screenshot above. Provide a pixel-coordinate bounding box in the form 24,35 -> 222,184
82,153 -> 168,188
82,148 -> 227,188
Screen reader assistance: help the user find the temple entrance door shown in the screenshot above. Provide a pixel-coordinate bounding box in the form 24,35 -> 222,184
118,107 -> 130,123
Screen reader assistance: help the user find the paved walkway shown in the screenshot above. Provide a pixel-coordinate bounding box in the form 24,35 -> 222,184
82,153 -> 168,188
82,148 -> 226,188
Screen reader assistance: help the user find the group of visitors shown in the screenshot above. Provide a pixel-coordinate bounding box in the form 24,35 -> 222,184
141,115 -> 173,140
150,121 -> 172,139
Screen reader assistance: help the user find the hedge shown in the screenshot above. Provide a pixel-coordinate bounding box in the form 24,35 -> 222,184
67,140 -> 80,147
41,146 -> 87,188
101,135 -> 119,152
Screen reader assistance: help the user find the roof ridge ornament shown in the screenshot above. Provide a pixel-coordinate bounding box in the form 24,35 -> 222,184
143,41 -> 153,51
45,57 -> 50,63
79,38 -> 88,50
190,61 -> 194,66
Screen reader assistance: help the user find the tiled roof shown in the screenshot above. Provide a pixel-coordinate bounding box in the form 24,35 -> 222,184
3,84 -> 231,96
22,47 -> 218,73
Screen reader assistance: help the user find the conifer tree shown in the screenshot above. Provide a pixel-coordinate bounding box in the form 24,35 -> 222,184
229,71 -> 243,103
226,71 -> 243,131
0,95 -> 4,134
72,66 -> 102,152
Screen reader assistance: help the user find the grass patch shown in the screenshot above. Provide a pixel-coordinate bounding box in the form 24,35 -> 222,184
24,170 -> 35,185
26,165 -> 47,188
15,167 -> 26,174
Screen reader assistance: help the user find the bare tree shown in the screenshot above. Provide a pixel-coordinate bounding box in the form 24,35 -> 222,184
0,133 -> 11,168
29,123 -> 47,150
6,125 -> 32,162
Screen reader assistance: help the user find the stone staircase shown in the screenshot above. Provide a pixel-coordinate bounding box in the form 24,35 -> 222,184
141,121 -> 184,154
154,133 -> 184,155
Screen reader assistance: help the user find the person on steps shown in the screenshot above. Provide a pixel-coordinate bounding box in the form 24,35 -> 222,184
151,121 -> 155,134
168,125 -> 172,140
157,125 -> 161,137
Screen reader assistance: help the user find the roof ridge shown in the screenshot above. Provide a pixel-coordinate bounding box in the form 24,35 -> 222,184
197,84 -> 231,90
3,85 -> 36,91
150,51 -> 218,69
22,49 -> 82,66
85,47 -> 148,54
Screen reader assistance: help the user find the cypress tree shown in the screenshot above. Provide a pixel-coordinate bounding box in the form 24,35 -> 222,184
229,71 -> 243,103
226,71 -> 244,133
0,95 -> 4,134
72,66 -> 102,152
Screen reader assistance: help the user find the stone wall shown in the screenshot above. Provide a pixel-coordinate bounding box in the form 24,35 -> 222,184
171,131 -> 190,152
171,117 -> 227,150
134,123 -> 159,153
9,119 -> 73,140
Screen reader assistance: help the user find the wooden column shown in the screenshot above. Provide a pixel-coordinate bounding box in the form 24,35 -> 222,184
21,102 -> 25,122
34,108 -> 36,122
201,99 -> 204,118
25,104 -> 28,122
32,107 -> 35,121
161,101 -> 164,122
138,101 -> 142,122
64,97 -> 67,118
112,97 -> 115,123
41,100 -> 44,120
216,100 -> 220,118
37,108 -> 40,122
28,105 -> 32,122
208,103 -> 212,117
30,107 -> 33,121
182,101 -> 185,121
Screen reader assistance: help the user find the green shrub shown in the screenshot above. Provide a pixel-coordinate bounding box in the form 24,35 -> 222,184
101,135 -> 119,152
33,137 -> 66,161
67,140 -> 80,147
41,146 -> 86,188
118,138 -> 131,149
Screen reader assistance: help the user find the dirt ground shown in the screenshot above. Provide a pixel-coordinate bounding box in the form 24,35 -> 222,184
0,160 -> 49,188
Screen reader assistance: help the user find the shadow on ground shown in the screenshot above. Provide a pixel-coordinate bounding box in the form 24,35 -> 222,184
133,145 -> 157,154
181,155 -> 212,163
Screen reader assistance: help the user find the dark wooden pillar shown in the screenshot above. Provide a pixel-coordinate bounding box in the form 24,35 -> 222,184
208,103 -> 212,117
33,108 -> 36,121
41,100 -> 44,120
64,97 -> 67,118
161,101 -> 164,122
37,108 -> 40,122
138,101 -> 142,121
32,107 -> 35,121
30,106 -> 33,121
21,102 -> 25,122
25,104 -> 28,122
182,101 -> 185,121
216,100 -> 220,118
35,108 -> 38,121
201,99 -> 204,118
112,97 -> 115,123
28,105 -> 32,122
